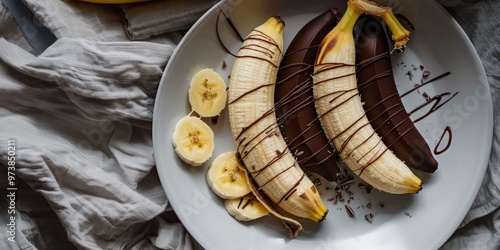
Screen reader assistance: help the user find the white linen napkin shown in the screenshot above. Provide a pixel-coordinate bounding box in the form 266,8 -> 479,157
0,0 -> 208,249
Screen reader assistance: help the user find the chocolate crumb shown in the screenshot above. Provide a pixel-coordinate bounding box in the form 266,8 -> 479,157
405,212 -> 413,218
420,65 -> 424,70
365,185 -> 373,194
414,83 -> 421,95
380,203 -> 385,208
365,213 -> 374,222
222,60 -> 227,69
345,205 -> 355,217
405,70 -> 413,81
211,116 -> 219,125
313,178 -> 321,187
423,70 -> 430,78
422,92 -> 431,101
366,202 -> 372,209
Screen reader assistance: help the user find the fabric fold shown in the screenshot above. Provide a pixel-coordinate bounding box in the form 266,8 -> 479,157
120,0 -> 221,40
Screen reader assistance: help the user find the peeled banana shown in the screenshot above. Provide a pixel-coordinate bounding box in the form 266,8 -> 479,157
313,0 -> 421,194
228,16 -> 328,222
188,68 -> 227,117
172,116 -> 214,167
206,151 -> 251,199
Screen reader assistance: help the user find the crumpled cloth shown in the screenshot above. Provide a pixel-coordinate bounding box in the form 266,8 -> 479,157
0,0 -> 498,250
0,0 -> 216,249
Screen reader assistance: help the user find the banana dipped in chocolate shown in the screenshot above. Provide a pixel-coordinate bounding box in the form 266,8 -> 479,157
355,15 -> 438,173
275,9 -> 342,181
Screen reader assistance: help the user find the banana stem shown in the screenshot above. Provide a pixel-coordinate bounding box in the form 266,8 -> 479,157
324,0 -> 410,51
350,0 -> 410,49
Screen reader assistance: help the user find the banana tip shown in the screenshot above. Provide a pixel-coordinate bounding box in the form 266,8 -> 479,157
311,206 -> 329,222
318,209 -> 328,222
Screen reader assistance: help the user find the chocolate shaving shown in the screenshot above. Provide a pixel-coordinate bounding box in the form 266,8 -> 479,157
345,205 -> 355,217
365,213 -> 374,222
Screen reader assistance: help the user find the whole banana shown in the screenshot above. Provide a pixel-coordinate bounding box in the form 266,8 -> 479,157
313,0 -> 422,194
228,16 -> 328,222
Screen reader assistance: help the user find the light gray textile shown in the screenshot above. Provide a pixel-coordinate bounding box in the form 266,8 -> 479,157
121,0 -> 221,40
0,0 -> 208,249
0,0 -> 498,250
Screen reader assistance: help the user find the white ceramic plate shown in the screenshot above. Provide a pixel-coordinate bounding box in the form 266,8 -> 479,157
153,0 -> 493,249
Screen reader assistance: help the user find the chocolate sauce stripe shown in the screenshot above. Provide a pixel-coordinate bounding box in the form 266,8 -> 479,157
277,95 -> 313,124
280,173 -> 305,203
283,44 -> 320,58
410,92 -> 458,123
338,117 -> 373,155
356,52 -> 390,72
434,126 -> 452,155
317,90 -> 360,146
248,30 -> 283,55
314,62 -> 355,75
237,196 -> 245,208
368,103 -> 412,139
215,10 -> 237,57
400,72 -> 451,98
235,54 -> 280,68
275,79 -> 313,113
238,197 -> 253,209
241,43 -> 274,59
251,144 -> 291,177
238,119 -> 280,161
254,161 -> 296,188
276,64 -> 312,86
295,131 -> 336,163
358,140 -> 389,175
379,118 -> 415,154
357,71 -> 393,90
314,85 -> 357,103
357,138 -> 385,164
229,83 -> 273,105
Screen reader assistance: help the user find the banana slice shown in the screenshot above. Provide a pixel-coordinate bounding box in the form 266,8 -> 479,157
206,151 -> 251,199
188,68 -> 227,117
172,116 -> 214,167
225,193 -> 270,221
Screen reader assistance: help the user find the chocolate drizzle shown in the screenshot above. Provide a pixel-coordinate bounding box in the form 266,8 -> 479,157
434,126 -> 452,155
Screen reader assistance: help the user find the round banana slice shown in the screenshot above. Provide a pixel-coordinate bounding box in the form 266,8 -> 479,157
225,193 -> 270,221
188,68 -> 227,117
206,151 -> 251,199
172,116 -> 214,167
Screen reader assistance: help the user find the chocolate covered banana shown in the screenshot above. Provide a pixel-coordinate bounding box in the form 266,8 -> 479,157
275,9 -> 342,181
355,16 -> 438,173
